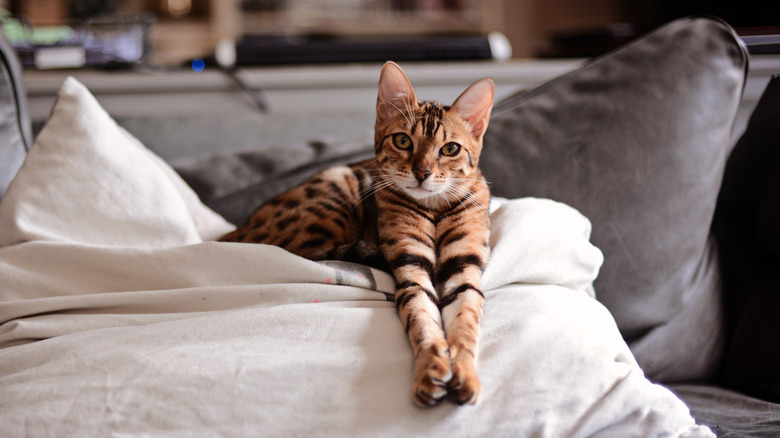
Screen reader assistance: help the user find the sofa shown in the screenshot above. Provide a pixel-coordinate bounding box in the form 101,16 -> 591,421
1,16 -> 779,437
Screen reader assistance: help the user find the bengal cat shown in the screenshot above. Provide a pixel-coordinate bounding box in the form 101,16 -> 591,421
221,62 -> 494,406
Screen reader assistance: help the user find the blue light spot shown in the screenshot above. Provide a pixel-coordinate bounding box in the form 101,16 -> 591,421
192,58 -> 206,72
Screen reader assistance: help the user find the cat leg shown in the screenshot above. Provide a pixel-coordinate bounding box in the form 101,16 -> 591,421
436,216 -> 490,405
396,279 -> 452,406
380,215 -> 451,406
440,285 -> 484,405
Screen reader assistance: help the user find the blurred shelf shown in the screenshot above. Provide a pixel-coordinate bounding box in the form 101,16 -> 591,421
240,8 -> 486,37
150,19 -> 214,65
152,0 -> 502,65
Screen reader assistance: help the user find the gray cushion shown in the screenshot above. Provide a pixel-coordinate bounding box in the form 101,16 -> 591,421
176,141 -> 373,225
670,384 -> 780,436
0,31 -> 32,202
480,17 -> 748,382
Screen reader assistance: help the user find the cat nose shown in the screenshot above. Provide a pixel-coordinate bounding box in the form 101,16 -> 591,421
413,168 -> 432,183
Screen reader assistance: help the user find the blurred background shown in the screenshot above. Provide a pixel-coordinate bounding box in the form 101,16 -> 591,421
0,0 -> 777,69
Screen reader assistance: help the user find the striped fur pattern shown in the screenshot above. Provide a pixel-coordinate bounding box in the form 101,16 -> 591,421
221,62 -> 494,406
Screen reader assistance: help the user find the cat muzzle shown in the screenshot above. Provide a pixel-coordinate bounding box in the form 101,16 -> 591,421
413,169 -> 432,182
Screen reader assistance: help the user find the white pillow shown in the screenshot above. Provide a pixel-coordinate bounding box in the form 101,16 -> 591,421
0,77 -> 233,248
485,197 -> 603,295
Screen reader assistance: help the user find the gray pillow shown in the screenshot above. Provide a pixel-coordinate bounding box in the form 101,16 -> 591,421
0,31 -> 32,202
481,17 -> 748,382
176,141 -> 373,225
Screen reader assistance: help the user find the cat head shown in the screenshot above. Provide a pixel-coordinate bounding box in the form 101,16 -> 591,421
373,61 -> 494,205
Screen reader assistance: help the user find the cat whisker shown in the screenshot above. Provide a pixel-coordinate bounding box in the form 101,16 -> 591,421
382,97 -> 413,128
443,186 -> 489,216
438,191 -> 453,210
346,177 -> 397,212
446,176 -> 484,184
328,163 -> 396,212
403,98 -> 417,130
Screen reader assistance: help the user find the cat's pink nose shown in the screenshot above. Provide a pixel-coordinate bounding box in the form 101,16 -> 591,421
414,169 -> 432,183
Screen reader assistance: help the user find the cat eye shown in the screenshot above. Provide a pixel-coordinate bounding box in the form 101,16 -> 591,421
392,133 -> 413,150
441,142 -> 461,157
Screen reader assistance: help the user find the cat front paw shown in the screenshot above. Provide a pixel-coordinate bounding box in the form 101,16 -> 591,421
412,340 -> 453,407
448,350 -> 480,405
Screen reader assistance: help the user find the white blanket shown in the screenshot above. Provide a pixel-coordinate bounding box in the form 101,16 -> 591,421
0,78 -> 713,437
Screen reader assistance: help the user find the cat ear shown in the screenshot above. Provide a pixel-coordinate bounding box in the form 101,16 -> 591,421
377,61 -> 418,124
450,78 -> 495,139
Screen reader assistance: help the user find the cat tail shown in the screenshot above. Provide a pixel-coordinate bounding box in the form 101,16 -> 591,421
322,242 -> 389,272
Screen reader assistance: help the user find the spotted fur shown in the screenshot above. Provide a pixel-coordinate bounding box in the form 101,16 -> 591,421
221,62 -> 494,406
